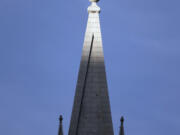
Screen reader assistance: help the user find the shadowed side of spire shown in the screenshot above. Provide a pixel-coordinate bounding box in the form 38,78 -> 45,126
58,115 -> 63,135
119,117 -> 125,135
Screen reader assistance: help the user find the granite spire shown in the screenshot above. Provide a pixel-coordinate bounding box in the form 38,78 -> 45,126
68,0 -> 114,135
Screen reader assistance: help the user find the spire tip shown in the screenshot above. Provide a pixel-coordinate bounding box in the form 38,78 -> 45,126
59,115 -> 63,122
120,116 -> 124,123
89,0 -> 99,2
119,116 -> 125,135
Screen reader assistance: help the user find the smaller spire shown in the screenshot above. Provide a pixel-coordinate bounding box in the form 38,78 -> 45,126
119,116 -> 125,135
58,115 -> 64,135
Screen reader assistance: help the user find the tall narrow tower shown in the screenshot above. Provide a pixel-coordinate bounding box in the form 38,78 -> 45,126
68,0 -> 114,135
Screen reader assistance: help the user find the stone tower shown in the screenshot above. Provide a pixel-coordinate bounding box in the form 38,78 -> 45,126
68,0 -> 114,135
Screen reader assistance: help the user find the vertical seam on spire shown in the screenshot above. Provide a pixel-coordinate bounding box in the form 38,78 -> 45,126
75,34 -> 94,135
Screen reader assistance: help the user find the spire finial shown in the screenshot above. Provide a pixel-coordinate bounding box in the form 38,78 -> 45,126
59,115 -> 63,123
90,0 -> 99,2
58,115 -> 63,135
88,0 -> 101,13
120,116 -> 124,124
119,116 -> 125,135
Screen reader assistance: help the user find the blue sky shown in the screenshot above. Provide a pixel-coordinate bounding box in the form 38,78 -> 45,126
0,0 -> 180,135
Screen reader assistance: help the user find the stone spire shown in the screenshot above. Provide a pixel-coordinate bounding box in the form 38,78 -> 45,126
119,117 -> 125,135
68,1 -> 114,135
58,115 -> 63,135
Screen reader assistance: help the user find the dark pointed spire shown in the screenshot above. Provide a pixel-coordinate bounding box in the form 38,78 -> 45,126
119,116 -> 125,135
58,115 -> 63,135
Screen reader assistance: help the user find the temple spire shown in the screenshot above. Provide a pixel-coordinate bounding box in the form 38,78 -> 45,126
119,117 -> 125,135
58,115 -> 63,135
68,0 -> 114,135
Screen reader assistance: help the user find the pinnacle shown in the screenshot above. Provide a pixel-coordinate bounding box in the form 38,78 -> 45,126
120,116 -> 124,123
59,115 -> 63,123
